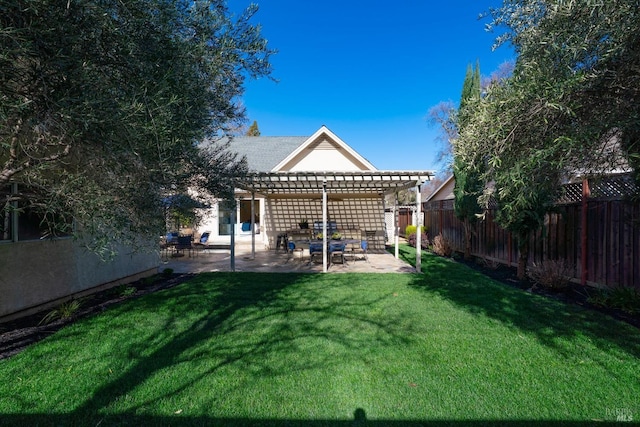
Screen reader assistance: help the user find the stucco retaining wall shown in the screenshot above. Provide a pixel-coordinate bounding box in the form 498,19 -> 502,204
0,238 -> 159,321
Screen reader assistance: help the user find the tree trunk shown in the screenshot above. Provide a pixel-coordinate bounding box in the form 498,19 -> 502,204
463,218 -> 472,260
517,237 -> 529,280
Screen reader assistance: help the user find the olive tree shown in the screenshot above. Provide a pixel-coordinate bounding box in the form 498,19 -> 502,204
486,0 -> 640,182
1,0 -> 273,255
454,0 -> 640,278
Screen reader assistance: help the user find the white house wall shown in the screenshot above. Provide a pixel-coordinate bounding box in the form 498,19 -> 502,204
289,149 -> 364,171
196,198 -> 268,245
279,136 -> 373,172
0,239 -> 157,320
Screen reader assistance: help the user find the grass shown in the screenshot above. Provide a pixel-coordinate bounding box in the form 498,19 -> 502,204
0,246 -> 639,426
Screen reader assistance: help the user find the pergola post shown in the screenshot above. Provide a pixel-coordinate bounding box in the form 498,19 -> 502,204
394,194 -> 399,259
230,199 -> 236,272
415,183 -> 422,273
322,180 -> 328,273
250,191 -> 256,260
233,171 -> 433,273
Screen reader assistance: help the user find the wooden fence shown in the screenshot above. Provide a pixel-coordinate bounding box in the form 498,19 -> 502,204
423,175 -> 640,289
397,207 -> 413,236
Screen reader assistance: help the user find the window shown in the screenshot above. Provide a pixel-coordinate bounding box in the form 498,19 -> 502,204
0,184 -> 14,242
0,184 -> 72,242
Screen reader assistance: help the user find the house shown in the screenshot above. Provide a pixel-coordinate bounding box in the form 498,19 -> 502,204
0,213 -> 157,320
423,174 -> 454,204
196,126 -> 433,259
0,126 -> 431,320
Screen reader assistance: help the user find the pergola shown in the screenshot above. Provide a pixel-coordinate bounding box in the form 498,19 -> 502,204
233,170 -> 434,272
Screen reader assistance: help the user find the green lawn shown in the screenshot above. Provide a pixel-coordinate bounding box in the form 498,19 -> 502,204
1,247 -> 639,426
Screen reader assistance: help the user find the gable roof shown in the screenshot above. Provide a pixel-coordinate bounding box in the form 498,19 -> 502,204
272,126 -> 376,172
424,174 -> 455,202
221,125 -> 377,173
224,135 -> 307,172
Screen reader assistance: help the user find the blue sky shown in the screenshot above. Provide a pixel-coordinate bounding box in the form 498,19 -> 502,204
240,1 -> 514,172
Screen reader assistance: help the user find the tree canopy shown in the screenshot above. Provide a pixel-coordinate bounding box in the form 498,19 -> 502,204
453,0 -> 639,278
246,120 -> 261,136
1,0 -> 274,254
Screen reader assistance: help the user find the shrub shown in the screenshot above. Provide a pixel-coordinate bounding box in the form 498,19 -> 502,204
162,268 -> 174,277
408,232 -> 430,248
588,286 -> 640,315
119,286 -> 137,297
527,259 -> 572,290
141,276 -> 158,286
432,233 -> 452,257
406,225 -> 429,248
405,225 -> 427,236
477,257 -> 501,270
39,299 -> 83,325
112,284 -> 138,297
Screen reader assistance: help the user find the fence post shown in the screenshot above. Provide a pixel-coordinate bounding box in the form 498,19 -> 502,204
439,200 -> 443,236
581,178 -> 590,286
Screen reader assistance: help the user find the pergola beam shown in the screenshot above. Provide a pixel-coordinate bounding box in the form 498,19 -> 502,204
233,170 -> 434,273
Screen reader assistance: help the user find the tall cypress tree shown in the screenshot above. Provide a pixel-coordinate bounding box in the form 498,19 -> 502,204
453,61 -> 483,260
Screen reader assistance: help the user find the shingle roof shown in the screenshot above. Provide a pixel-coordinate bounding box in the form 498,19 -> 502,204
224,135 -> 308,172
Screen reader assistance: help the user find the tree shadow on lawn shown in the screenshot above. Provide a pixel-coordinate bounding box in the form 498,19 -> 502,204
0,413 -> 630,427
398,247 -> 640,362
3,269 -> 639,426
63,272 -> 415,420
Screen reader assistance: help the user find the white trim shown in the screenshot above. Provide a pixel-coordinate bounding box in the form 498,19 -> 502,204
271,125 -> 377,172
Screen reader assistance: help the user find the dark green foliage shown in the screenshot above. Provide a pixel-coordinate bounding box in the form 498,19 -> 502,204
588,286 -> 640,315
246,120 -> 261,136
453,1 -> 640,276
452,157 -> 483,222
453,62 -> 483,260
39,299 -> 83,325
486,0 -> 640,187
0,0 -> 273,253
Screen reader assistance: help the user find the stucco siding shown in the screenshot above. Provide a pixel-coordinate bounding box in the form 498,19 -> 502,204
0,238 -> 158,319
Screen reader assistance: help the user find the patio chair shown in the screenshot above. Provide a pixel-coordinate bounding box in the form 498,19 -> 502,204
329,241 -> 347,265
345,238 -> 360,261
192,231 -> 210,255
176,235 -> 195,257
352,240 -> 368,262
287,241 -> 305,262
276,233 -> 288,252
309,241 -> 324,264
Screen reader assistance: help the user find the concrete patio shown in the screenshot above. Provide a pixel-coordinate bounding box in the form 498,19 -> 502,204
159,237 -> 417,274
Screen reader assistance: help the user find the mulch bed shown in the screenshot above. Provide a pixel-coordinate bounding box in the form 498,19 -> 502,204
0,273 -> 195,360
458,255 -> 640,330
1,260 -> 638,361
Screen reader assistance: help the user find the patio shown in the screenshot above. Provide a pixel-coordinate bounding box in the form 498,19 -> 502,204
160,237 -> 417,274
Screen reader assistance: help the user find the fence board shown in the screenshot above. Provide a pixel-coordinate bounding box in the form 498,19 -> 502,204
423,192 -> 639,289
